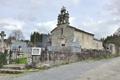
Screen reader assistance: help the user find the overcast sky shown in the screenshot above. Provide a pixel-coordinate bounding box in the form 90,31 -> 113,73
0,0 -> 119,40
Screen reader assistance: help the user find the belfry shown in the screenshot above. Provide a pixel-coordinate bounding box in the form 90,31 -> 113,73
57,6 -> 69,25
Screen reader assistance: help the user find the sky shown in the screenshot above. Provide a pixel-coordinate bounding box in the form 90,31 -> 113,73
0,0 -> 119,40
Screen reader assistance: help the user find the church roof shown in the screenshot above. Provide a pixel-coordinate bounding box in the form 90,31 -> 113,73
94,38 -> 102,42
69,26 -> 94,36
51,25 -> 94,36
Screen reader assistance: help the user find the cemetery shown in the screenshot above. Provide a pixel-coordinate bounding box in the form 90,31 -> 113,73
0,7 -> 120,75
0,25 -> 118,73
0,0 -> 120,79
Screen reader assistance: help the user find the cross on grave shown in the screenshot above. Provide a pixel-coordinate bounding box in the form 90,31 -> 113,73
0,31 -> 6,53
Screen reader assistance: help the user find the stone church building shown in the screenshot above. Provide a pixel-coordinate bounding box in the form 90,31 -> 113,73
50,7 -> 103,52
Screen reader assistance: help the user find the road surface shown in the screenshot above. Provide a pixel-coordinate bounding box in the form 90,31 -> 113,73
1,57 -> 120,80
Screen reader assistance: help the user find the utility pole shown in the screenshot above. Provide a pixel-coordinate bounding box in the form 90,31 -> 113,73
0,31 -> 6,53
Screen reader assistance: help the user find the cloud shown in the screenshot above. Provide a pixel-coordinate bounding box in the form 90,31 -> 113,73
35,17 -> 76,33
98,0 -> 120,37
108,0 -> 120,15
35,20 -> 57,33
69,17 -> 76,26
0,18 -> 25,30
67,0 -> 81,5
0,0 -> 116,40
80,17 -> 120,38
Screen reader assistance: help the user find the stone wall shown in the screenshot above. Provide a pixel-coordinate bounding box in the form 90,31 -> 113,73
46,49 -> 111,64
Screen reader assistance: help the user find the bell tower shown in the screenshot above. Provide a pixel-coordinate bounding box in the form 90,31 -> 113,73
57,6 -> 70,26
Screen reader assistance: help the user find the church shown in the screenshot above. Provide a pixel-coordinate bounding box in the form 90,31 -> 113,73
50,7 -> 103,52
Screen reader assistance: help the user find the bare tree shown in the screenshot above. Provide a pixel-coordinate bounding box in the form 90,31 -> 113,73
9,30 -> 24,41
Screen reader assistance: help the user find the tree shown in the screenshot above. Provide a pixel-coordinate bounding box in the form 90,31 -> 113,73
103,35 -> 120,48
9,30 -> 24,41
30,32 -> 42,46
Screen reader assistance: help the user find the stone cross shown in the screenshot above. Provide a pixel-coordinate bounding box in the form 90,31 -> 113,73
0,31 -> 6,53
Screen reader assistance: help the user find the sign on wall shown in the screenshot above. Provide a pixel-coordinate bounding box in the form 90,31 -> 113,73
31,47 -> 41,55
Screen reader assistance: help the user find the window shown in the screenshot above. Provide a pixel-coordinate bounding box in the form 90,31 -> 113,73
61,44 -> 65,46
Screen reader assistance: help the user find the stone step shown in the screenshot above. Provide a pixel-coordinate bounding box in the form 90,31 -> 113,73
0,69 -> 24,74
3,64 -> 25,70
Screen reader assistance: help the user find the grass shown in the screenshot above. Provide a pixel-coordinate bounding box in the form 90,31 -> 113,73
14,58 -> 27,64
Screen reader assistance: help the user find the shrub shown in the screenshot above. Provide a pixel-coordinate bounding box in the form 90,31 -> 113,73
0,51 -> 7,68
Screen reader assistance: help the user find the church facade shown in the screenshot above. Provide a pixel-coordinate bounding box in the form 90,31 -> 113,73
50,7 -> 103,52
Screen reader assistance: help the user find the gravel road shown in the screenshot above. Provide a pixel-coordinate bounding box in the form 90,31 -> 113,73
0,57 -> 120,80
